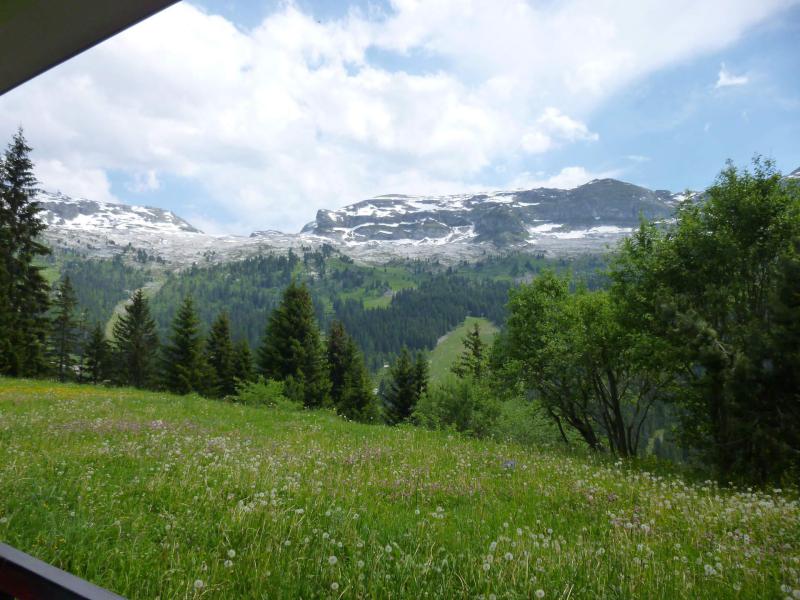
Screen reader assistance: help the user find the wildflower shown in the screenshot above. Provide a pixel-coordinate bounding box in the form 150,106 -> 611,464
504,552 -> 513,561
489,541 -> 497,552
385,544 -> 393,554
328,555 -> 338,565
193,580 -> 204,590
357,560 -> 365,569
535,590 -> 545,599
331,582 -> 339,591
224,560 -> 233,568
227,549 -> 236,559
483,563 -> 491,572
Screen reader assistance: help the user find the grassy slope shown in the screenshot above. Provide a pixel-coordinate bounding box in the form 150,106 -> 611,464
428,317 -> 499,382
0,379 -> 798,599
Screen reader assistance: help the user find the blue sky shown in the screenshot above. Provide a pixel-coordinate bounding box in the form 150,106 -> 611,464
1,0 -> 798,233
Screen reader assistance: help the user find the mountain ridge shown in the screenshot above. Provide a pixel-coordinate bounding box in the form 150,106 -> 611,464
38,166 -> 798,266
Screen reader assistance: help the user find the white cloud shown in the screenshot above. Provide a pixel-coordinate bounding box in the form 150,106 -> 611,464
716,63 -> 749,88
509,166 -> 621,190
0,0 -> 793,232
35,159 -> 118,203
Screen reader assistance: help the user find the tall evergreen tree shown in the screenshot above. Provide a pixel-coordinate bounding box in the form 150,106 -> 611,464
0,128 -> 50,376
413,350 -> 430,400
258,281 -> 329,407
232,339 -> 254,383
206,312 -> 236,397
382,347 -> 417,424
112,289 -> 159,388
161,296 -> 203,395
327,320 -> 376,421
50,276 -> 78,382
451,322 -> 485,379
84,323 -> 110,385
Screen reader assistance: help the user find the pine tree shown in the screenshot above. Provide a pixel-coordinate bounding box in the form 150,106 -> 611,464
382,347 -> 417,424
50,276 -> 78,382
161,296 -> 203,395
232,339 -> 254,383
451,322 -> 485,379
84,323 -> 110,385
0,128 -> 50,376
206,311 -> 236,397
413,350 -> 430,400
112,289 -> 159,388
258,281 -> 329,407
327,320 -> 376,421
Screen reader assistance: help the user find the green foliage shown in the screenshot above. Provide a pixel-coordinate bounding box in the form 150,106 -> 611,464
414,375 -> 499,436
232,339 -> 254,383
84,323 -> 110,385
59,255 -> 149,326
232,376 -> 297,409
258,281 -> 330,408
49,275 -> 78,382
609,157 -> 800,483
161,296 -> 204,395
0,128 -> 50,376
206,312 -> 236,398
112,289 -> 159,388
381,347 -> 419,424
451,321 -> 487,379
326,320 -> 378,422
504,271 -> 674,457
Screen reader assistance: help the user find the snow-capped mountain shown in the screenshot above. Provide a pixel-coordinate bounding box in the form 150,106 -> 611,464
37,178 -> 695,266
297,179 -> 681,253
38,191 -> 200,234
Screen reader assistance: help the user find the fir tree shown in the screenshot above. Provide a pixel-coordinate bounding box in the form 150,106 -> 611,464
206,312 -> 236,397
112,289 -> 159,388
382,347 -> 417,424
84,323 -> 110,385
0,128 -> 50,376
232,339 -> 254,383
50,276 -> 78,382
327,320 -> 376,421
258,281 -> 329,407
451,322 -> 485,379
413,350 -> 430,400
161,296 -> 203,395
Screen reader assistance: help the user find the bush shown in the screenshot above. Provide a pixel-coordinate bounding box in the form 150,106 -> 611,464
414,376 -> 500,437
232,377 -> 299,410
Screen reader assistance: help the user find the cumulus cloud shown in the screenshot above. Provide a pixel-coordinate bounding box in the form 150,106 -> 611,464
715,63 -> 749,88
0,0 -> 793,231
509,166 -> 621,190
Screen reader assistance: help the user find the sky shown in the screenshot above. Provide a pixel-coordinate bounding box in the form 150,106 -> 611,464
1,0 -> 799,234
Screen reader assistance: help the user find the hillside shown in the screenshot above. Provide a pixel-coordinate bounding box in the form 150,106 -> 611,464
429,317 -> 499,382
0,379 -> 797,599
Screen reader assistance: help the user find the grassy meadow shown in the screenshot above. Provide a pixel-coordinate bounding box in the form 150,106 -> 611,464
428,317 -> 499,383
0,378 -> 798,599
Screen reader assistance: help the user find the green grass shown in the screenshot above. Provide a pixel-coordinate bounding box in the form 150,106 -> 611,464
1,379 -> 798,599
428,317 -> 499,382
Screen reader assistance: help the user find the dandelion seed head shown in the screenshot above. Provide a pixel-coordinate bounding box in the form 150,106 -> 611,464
193,579 -> 204,590
535,590 -> 545,599
227,549 -> 236,558
331,582 -> 339,591
328,555 -> 338,565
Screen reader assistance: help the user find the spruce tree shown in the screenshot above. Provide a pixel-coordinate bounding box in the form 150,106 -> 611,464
413,350 -> 430,400
258,281 -> 329,407
0,128 -> 50,376
327,320 -> 376,421
382,347 -> 417,424
451,322 -> 485,379
206,311 -> 236,397
50,276 -> 78,382
84,323 -> 110,385
161,296 -> 203,395
232,339 -> 254,383
112,289 -> 159,388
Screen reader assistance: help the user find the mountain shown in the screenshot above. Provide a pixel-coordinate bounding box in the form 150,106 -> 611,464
38,177 -> 694,266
